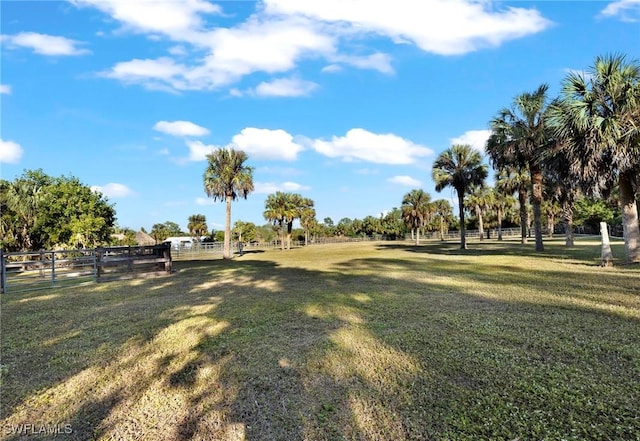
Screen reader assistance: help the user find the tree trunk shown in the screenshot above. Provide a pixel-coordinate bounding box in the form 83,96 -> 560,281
477,206 -> 484,242
287,221 -> 293,250
439,218 -> 445,241
547,213 -> 555,238
458,190 -> 467,250
620,171 -> 640,263
530,165 -> 544,251
415,226 -> 420,246
563,201 -> 574,247
497,208 -> 503,241
518,186 -> 528,244
223,195 -> 232,259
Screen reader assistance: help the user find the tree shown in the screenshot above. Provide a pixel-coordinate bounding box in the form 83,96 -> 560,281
401,189 -> 432,245
150,221 -> 184,243
432,145 -> 488,249
299,203 -> 317,246
549,54 -> 640,262
233,220 -> 256,243
1,170 -> 115,251
187,214 -> 208,239
203,148 -> 254,259
465,185 -> 491,241
1,171 -> 48,251
489,186 -> 516,241
494,166 -> 530,243
487,84 -> 552,252
433,199 -> 454,241
264,191 -> 296,250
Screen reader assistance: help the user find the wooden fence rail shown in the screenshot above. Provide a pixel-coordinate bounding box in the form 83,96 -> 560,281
0,244 -> 172,294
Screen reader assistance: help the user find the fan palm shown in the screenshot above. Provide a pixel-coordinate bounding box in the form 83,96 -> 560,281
203,148 -> 254,259
264,192 -> 297,250
401,189 -> 432,245
487,84 -> 552,251
433,199 -> 454,241
432,144 -> 488,249
549,54 -> 640,262
494,165 -> 531,244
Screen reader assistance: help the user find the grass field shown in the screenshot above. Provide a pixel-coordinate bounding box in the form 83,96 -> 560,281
1,238 -> 639,440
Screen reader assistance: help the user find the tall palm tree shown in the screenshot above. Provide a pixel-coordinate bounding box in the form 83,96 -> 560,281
494,165 -> 531,244
264,192 -> 296,250
298,200 -> 316,246
187,214 -> 208,239
465,185 -> 491,241
401,189 -> 432,245
432,144 -> 488,250
487,84 -> 552,252
489,186 -> 516,241
203,148 -> 254,259
433,199 -> 454,241
549,54 -> 640,262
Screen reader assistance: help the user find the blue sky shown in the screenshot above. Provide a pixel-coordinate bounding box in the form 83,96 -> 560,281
1,0 -> 639,233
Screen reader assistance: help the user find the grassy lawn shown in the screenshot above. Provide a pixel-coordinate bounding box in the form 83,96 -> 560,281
1,238 -> 639,440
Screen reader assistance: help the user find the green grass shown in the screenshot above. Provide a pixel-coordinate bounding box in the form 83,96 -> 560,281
1,238 -> 639,440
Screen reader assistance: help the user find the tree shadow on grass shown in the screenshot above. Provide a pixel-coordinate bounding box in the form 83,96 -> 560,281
2,246 -> 639,440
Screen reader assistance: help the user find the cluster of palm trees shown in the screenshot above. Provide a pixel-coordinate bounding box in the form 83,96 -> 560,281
203,54 -> 638,263
431,54 -> 639,263
264,192 -> 315,250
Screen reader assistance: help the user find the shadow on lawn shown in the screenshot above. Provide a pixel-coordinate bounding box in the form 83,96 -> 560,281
1,244 -> 639,440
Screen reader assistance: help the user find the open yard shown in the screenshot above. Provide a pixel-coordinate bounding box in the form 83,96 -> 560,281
1,238 -> 639,440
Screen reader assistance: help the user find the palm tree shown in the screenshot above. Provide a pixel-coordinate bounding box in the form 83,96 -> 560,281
489,186 -> 516,241
432,144 -> 488,249
549,54 -> 640,262
264,192 -> 296,250
203,148 -> 254,259
494,165 -> 531,244
299,201 -> 316,246
487,84 -> 552,252
187,214 -> 208,239
4,178 -> 45,251
401,189 -> 432,245
465,185 -> 491,241
433,199 -> 454,241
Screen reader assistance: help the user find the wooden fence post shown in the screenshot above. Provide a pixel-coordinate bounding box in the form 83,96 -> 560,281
96,248 -> 103,281
163,244 -> 172,274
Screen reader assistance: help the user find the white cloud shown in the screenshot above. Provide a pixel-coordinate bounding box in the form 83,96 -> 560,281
331,52 -> 394,74
254,181 -> 310,194
0,84 -> 11,94
450,129 -> 491,152
185,140 -> 217,161
76,0 -> 550,93
195,197 -> 216,206
71,0 -> 221,38
2,32 -> 90,56
253,77 -> 319,97
321,64 -> 342,73
312,128 -> 433,164
91,183 -> 134,198
388,175 -> 422,187
230,127 -> 304,161
600,0 -> 640,21
154,120 -> 210,137
264,0 -> 552,55
0,139 -> 24,163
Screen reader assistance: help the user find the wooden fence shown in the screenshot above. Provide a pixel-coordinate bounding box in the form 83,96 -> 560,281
0,244 -> 172,294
